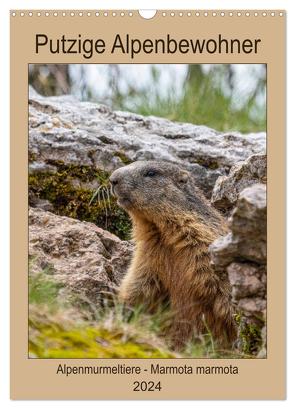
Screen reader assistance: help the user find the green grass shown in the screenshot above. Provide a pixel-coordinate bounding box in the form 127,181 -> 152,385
29,271 -> 64,308
28,268 -> 256,359
28,271 -> 176,358
113,67 -> 266,133
121,86 -> 265,133
29,307 -> 176,359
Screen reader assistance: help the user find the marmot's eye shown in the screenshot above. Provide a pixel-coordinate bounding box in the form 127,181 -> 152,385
144,170 -> 157,177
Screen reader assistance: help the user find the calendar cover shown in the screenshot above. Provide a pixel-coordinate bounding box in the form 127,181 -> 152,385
10,9 -> 285,399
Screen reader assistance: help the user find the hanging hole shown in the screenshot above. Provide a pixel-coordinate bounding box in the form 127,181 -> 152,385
139,10 -> 157,19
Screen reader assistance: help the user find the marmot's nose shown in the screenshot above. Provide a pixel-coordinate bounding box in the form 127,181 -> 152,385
109,174 -> 119,186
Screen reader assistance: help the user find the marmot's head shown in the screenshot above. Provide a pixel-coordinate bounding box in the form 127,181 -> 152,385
110,161 -> 194,219
110,160 -> 226,232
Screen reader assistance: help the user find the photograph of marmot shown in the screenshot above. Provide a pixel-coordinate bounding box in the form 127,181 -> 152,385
28,64 -> 266,359
111,161 -> 236,350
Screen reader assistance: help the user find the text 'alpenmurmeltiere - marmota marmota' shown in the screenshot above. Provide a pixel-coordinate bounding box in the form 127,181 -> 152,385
110,160 -> 237,350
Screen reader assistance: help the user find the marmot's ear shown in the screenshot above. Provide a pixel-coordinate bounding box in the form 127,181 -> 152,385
178,170 -> 189,183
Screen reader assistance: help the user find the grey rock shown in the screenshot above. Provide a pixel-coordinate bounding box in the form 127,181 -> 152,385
210,183 -> 266,272
210,184 -> 267,353
29,89 -> 266,198
211,154 -> 267,212
29,207 -> 133,303
211,184 -> 267,265
230,184 -> 267,263
30,198 -> 54,212
29,162 -> 58,174
227,262 -> 265,299
210,233 -> 238,269
237,297 -> 266,317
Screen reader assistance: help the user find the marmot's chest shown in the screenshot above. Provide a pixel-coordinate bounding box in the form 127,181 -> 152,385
144,241 -> 187,289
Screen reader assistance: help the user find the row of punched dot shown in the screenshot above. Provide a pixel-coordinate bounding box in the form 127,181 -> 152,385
11,11 -> 284,17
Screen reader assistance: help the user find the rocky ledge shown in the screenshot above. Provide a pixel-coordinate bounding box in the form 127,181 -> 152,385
210,184 -> 267,356
29,207 -> 133,303
29,88 -> 265,199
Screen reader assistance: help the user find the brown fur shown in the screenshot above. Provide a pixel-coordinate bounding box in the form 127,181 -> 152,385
110,160 -> 237,349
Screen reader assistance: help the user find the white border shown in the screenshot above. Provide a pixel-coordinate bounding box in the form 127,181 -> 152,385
1,0 -> 294,407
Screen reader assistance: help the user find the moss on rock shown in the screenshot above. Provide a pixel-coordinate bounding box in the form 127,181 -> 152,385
29,306 -> 176,359
114,151 -> 132,165
235,313 -> 262,355
29,161 -> 132,240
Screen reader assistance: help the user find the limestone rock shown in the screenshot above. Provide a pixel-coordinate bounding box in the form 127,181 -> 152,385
227,262 -> 265,299
29,207 -> 133,303
29,89 -> 266,198
211,154 -> 267,212
210,184 -> 267,266
210,184 -> 267,353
